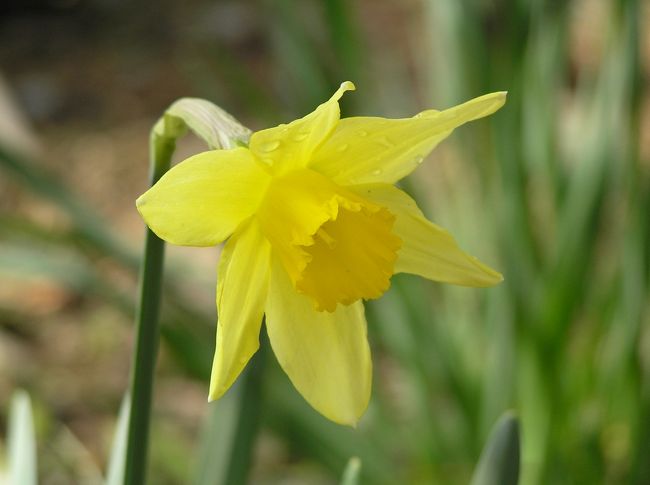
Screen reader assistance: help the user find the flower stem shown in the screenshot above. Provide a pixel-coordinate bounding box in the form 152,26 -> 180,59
123,130 -> 175,485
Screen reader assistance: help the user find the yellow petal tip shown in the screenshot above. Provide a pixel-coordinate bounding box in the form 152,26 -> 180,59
207,387 -> 221,403
326,411 -> 360,427
135,195 -> 148,218
208,378 -> 225,402
484,269 -> 504,286
495,91 -> 508,108
326,81 -> 356,104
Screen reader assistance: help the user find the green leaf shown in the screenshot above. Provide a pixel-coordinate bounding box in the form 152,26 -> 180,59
105,394 -> 131,485
470,412 -> 520,485
192,337 -> 266,485
340,457 -> 362,485
7,390 -> 37,485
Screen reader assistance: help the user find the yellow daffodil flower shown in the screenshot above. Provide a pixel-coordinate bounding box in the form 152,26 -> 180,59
136,82 -> 506,426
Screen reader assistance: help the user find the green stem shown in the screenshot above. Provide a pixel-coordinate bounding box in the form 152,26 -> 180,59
124,131 -> 176,485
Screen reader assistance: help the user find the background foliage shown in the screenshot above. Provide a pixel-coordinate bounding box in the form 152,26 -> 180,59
0,0 -> 648,483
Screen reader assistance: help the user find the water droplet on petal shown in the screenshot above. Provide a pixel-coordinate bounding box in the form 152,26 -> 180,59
259,140 -> 280,152
414,155 -> 424,165
358,130 -> 368,137
372,169 -> 383,176
292,131 -> 309,142
377,136 -> 392,148
337,143 -> 349,152
261,157 -> 274,166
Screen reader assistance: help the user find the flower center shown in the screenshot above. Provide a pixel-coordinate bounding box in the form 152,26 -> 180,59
257,169 -> 401,312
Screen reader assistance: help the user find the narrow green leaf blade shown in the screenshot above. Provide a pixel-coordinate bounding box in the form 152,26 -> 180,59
105,394 -> 131,485
192,338 -> 266,485
7,390 -> 37,485
471,412 -> 520,485
340,457 -> 362,485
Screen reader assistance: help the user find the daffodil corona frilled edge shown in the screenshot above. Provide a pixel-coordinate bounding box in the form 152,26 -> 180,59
136,82 -> 506,426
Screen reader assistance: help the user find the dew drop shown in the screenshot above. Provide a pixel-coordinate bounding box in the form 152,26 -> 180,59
337,143 -> 349,152
293,131 -> 309,142
372,169 -> 383,176
358,130 -> 368,137
259,140 -> 280,152
414,155 -> 424,165
377,136 -> 392,148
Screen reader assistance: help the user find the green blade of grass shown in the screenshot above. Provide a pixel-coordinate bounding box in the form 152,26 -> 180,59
105,394 -> 131,485
340,457 -> 362,485
470,412 -> 520,485
192,335 -> 266,485
7,390 -> 37,485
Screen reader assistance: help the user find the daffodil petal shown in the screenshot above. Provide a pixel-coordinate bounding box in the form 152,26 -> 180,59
249,81 -> 356,175
209,219 -> 271,401
136,147 -> 270,246
311,92 -> 507,185
351,184 -> 503,286
265,257 -> 372,426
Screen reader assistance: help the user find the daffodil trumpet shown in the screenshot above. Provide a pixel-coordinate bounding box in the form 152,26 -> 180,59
137,82 -> 506,426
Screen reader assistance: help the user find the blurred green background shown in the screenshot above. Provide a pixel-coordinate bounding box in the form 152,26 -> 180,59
0,0 -> 648,483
